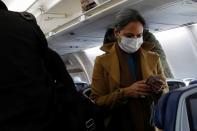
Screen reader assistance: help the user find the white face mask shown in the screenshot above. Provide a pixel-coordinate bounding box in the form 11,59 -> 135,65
118,36 -> 143,53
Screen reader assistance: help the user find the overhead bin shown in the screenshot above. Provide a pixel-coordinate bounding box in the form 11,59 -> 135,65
47,0 -> 144,54
47,0 -> 197,55
47,0 -> 132,37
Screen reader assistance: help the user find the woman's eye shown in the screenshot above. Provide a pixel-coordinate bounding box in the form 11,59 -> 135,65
125,35 -> 134,38
137,34 -> 143,38
124,34 -> 143,38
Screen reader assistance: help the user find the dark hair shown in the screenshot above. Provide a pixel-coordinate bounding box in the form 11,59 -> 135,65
103,28 -> 116,44
0,1 -> 8,10
114,8 -> 145,31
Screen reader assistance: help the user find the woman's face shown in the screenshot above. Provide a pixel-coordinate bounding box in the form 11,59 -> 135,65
116,21 -> 144,39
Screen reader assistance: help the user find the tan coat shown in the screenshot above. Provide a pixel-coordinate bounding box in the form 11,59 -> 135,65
91,42 -> 168,107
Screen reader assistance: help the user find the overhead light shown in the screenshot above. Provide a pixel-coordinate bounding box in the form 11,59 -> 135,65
80,15 -> 86,22
7,0 -> 37,12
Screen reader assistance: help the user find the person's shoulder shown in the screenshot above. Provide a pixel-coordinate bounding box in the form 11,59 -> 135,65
147,50 -> 159,57
95,54 -> 106,62
148,51 -> 160,61
141,42 -> 158,57
142,48 -> 160,60
95,52 -> 112,61
19,12 -> 37,24
94,53 -> 112,67
3,11 -> 37,25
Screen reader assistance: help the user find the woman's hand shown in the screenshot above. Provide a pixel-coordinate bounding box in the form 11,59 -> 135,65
146,76 -> 164,94
123,80 -> 151,98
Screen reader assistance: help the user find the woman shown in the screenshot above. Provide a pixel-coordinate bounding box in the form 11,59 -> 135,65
91,8 -> 168,131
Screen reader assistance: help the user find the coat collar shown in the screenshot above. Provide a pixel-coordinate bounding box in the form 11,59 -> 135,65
101,44 -> 120,83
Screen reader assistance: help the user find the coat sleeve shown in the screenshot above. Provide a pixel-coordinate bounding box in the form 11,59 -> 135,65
150,57 -> 169,103
90,56 -> 124,108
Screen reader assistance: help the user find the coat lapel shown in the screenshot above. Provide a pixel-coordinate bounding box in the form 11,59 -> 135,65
100,42 -> 158,83
101,44 -> 120,84
139,48 -> 158,79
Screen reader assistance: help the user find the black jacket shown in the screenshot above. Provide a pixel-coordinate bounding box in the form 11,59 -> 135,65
0,10 -> 54,130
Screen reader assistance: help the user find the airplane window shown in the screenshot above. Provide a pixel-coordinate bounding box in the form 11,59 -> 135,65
154,26 -> 197,79
189,80 -> 197,85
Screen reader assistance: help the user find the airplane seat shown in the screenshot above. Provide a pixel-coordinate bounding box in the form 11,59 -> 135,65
154,85 -> 197,131
83,88 -> 91,98
189,80 -> 197,85
167,80 -> 186,91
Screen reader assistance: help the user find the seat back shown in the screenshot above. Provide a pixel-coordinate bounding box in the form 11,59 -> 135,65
189,80 -> 197,85
167,79 -> 186,91
176,85 -> 197,131
154,85 -> 197,131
